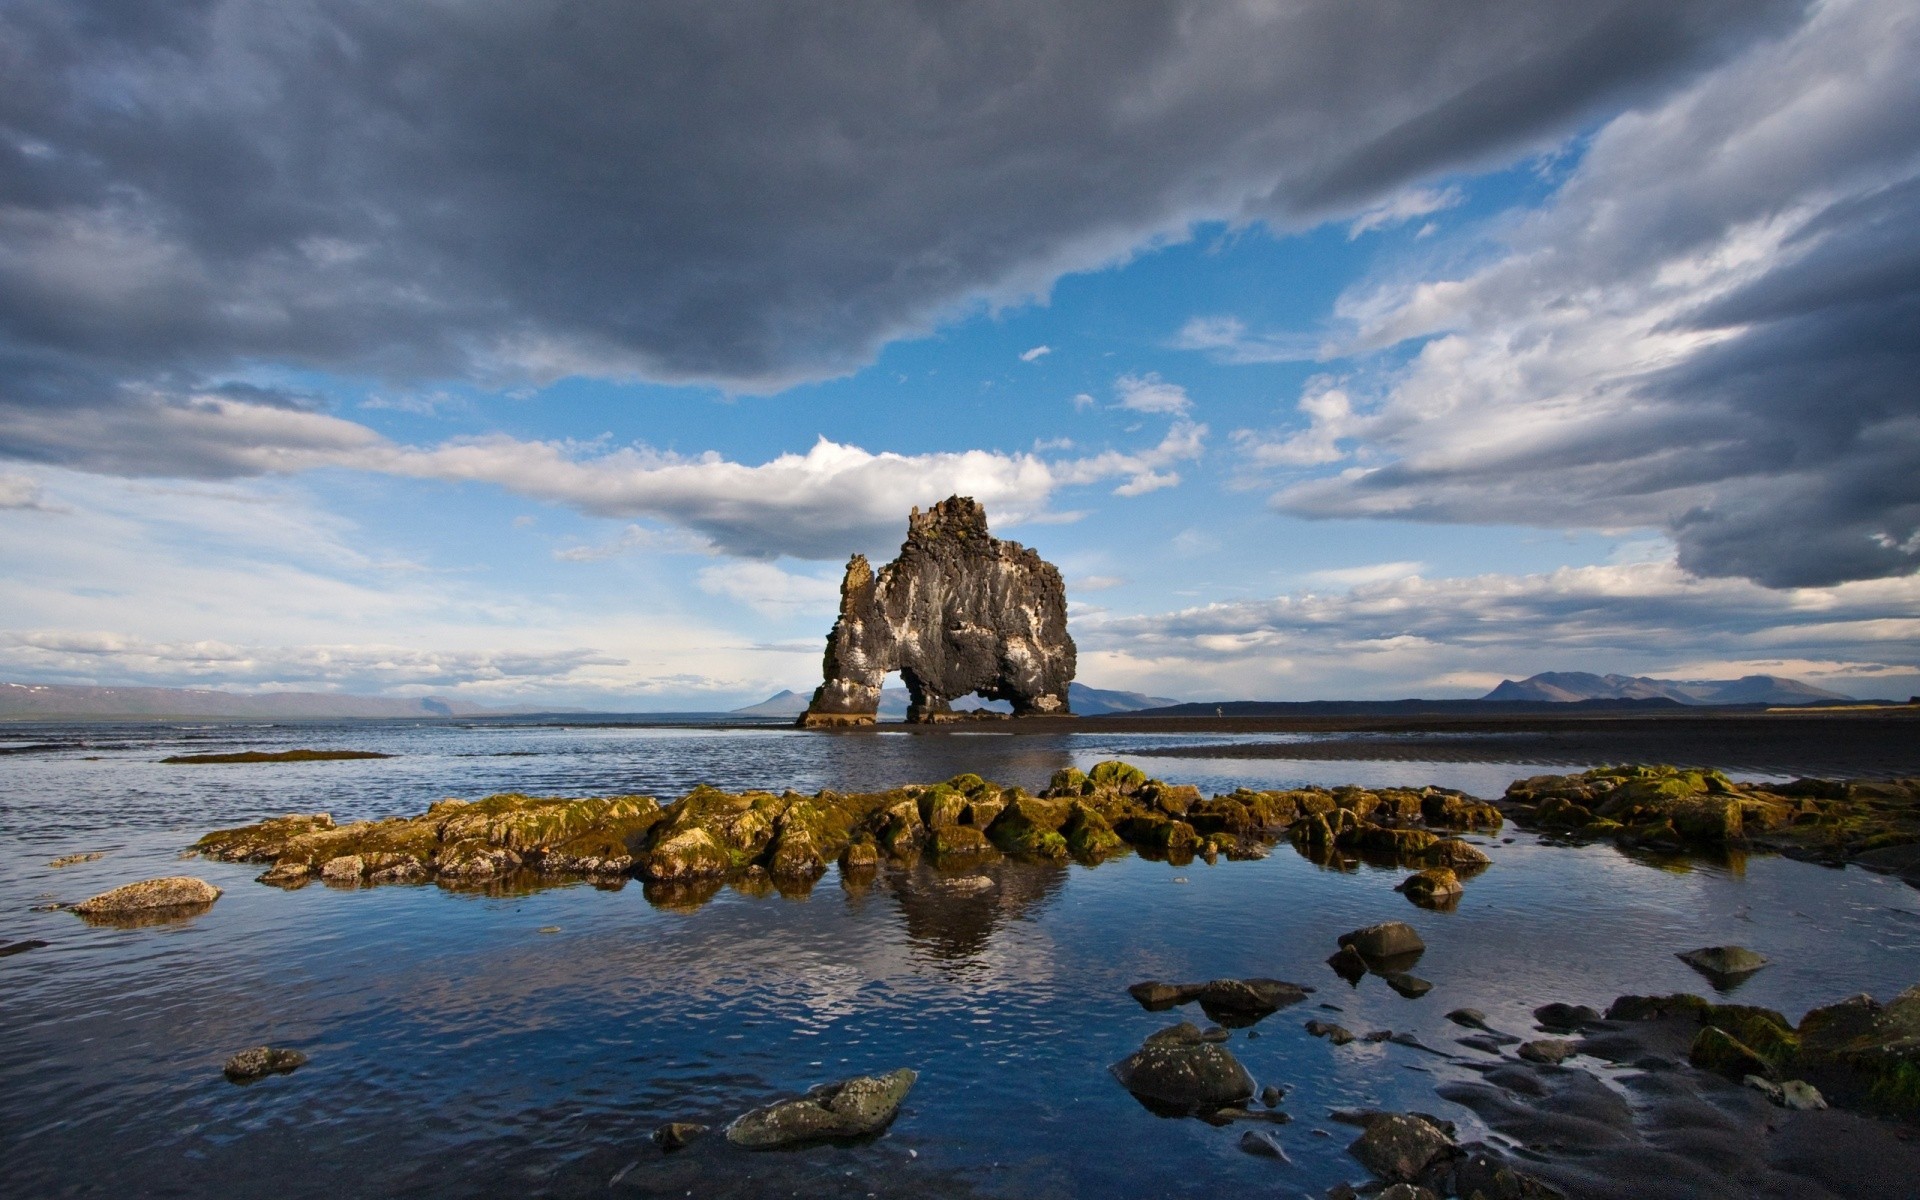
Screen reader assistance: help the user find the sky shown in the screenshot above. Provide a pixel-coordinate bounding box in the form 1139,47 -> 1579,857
1,0 -> 1917,708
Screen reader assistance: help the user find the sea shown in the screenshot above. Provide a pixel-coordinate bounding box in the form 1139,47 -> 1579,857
3,719 -> 1917,1198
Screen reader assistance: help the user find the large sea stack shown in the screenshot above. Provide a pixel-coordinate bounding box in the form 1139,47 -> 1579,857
800,496 -> 1075,726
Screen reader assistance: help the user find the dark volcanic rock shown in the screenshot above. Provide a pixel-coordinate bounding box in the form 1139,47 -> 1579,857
799,496 -> 1075,724
1346,1112 -> 1458,1183
222,1046 -> 307,1082
1128,980 -> 1205,1009
1109,1022 -> 1257,1113
725,1068 -> 917,1148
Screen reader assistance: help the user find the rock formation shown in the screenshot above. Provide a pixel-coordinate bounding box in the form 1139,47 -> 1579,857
799,495 -> 1075,725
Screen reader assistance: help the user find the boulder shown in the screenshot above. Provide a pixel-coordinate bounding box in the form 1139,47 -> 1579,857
73,876 -> 221,915
1396,867 -> 1463,907
1239,1129 -> 1286,1158
1195,978 -> 1311,1024
1338,922 -> 1426,962
1128,980 -> 1205,1009
1384,972 -> 1432,999
222,1046 -> 307,1082
725,1068 -> 917,1148
1676,945 -> 1769,986
1346,1112 -> 1458,1183
1690,1026 -> 1773,1079
1327,944 -> 1369,984
1533,1003 -> 1601,1033
1518,1039 -> 1575,1065
1109,1022 -> 1257,1112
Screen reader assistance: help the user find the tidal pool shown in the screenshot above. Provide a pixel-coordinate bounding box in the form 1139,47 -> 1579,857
3,721 -> 1916,1198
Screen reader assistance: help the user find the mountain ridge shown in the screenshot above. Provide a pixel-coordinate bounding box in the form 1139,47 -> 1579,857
1482,671 -> 1851,706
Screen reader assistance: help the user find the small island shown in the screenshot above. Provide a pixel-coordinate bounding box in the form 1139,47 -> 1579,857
162,749 -> 394,764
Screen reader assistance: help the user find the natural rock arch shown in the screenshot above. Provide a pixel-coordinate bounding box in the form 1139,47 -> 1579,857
799,496 -> 1075,725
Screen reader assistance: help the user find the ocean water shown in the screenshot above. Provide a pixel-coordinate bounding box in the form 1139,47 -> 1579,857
3,721 -> 1918,1199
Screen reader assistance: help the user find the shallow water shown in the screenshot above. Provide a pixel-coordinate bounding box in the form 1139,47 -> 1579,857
3,721 -> 1917,1198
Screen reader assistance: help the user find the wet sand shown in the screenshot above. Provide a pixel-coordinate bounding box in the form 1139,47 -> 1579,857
857,708 -> 1920,779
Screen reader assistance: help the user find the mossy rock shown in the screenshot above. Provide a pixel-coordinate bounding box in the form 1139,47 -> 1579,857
644,826 -> 732,881
1187,797 -> 1251,835
933,824 -> 1002,861
919,785 -> 969,829
986,795 -> 1072,855
1690,1026 -> 1774,1079
195,813 -> 337,862
1086,761 -> 1148,794
1339,824 -> 1438,857
1045,767 -> 1089,797
1141,781 -> 1200,817
1703,1004 -> 1799,1063
1063,802 -> 1124,860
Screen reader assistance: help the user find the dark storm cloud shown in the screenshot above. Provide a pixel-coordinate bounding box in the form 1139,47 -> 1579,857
1259,0 -> 1920,588
0,0 -> 1804,407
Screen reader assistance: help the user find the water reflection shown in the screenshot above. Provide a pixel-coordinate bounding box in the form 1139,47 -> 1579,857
883,860 -> 1069,965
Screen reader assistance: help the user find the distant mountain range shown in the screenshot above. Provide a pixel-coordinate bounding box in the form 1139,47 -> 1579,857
1480,672 -> 1852,706
731,681 -> 1179,718
0,682 -> 558,720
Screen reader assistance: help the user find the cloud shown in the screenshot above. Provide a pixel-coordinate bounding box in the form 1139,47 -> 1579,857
0,392 -> 1199,558
1233,376 -> 1359,467
1249,0 -> 1920,588
0,630 -> 625,691
1170,316 -> 1322,365
1019,345 -> 1052,363
1113,372 -> 1192,415
553,523 -> 713,562
1076,558 -> 1920,700
695,561 -> 842,619
1304,561 -> 1426,588
0,0 -> 1803,424
1347,185 -> 1465,238
0,472 -> 59,510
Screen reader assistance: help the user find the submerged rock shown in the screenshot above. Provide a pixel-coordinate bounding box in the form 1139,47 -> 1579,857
1109,1022 -> 1257,1113
725,1068 -> 917,1149
73,876 -> 221,916
1306,1019 -> 1356,1045
651,1121 -> 708,1151
1384,972 -> 1432,1000
798,496 -> 1075,725
222,1046 -> 307,1082
1676,944 -> 1769,987
1238,1128 -> 1287,1158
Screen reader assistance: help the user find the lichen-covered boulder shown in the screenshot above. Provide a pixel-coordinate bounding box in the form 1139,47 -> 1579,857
74,876 -> 221,915
223,1046 -> 307,1082
1347,1112 -> 1458,1183
725,1068 -> 918,1148
1109,1022 -> 1256,1113
799,497 -> 1074,724
1397,867 -> 1463,907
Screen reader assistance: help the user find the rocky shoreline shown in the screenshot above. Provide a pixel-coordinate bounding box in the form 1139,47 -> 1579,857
191,761 -> 1920,902
191,760 -> 1509,898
